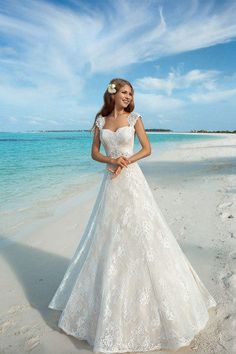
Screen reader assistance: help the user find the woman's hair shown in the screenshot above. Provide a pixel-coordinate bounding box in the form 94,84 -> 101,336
91,78 -> 135,133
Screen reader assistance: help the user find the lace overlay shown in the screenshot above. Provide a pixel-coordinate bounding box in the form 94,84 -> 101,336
48,111 -> 217,353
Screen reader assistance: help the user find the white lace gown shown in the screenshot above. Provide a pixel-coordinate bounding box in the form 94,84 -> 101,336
48,111 -> 217,353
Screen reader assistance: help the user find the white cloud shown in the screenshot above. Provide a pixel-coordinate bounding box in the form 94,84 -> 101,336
136,92 -> 184,111
135,67 -> 236,109
190,88 -> 236,103
28,118 -> 59,126
136,69 -> 219,95
0,0 -> 236,80
0,0 -> 236,131
0,0 -> 235,103
82,0 -> 236,72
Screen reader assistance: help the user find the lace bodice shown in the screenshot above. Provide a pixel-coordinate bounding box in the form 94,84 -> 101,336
95,111 -> 141,159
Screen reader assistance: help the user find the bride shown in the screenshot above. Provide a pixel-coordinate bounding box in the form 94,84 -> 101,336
48,78 -> 217,353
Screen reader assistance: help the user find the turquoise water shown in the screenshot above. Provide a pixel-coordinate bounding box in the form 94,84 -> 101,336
0,131 -> 223,237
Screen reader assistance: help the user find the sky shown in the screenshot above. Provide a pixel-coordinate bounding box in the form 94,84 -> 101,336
0,0 -> 236,132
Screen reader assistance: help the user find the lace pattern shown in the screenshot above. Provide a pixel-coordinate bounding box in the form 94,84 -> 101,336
95,111 -> 141,131
95,115 -> 105,130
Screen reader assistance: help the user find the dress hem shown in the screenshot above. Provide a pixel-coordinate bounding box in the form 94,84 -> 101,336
49,301 -> 217,353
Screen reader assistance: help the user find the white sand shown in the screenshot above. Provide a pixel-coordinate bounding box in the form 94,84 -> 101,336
0,133 -> 235,354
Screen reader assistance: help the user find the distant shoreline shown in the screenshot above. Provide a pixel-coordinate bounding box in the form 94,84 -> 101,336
1,130 -> 235,134
146,132 -> 235,136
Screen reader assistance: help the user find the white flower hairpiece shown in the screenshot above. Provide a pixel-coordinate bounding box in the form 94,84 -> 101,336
107,83 -> 117,94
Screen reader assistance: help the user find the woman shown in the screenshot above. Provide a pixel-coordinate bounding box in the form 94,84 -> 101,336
48,78 -> 217,353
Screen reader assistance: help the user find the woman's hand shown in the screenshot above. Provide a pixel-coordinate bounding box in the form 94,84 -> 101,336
109,165 -> 123,179
107,156 -> 131,178
111,156 -> 130,168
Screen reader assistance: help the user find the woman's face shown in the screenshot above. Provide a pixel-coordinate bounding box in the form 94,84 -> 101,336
113,84 -> 133,109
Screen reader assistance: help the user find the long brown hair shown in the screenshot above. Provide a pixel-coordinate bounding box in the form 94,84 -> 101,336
91,78 -> 135,133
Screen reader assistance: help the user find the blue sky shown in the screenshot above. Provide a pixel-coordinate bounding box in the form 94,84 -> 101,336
0,0 -> 236,132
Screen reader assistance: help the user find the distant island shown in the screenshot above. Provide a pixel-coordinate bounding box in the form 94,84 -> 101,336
189,129 -> 236,133
146,129 -> 236,133
34,129 -> 236,133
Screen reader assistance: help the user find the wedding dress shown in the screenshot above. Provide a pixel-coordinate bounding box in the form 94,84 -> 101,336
48,111 -> 217,353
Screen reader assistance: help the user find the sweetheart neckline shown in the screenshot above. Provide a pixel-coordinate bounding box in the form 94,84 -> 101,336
101,112 -> 134,133
101,125 -> 134,134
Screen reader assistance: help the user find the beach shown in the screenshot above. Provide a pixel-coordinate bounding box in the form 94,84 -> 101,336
0,132 -> 235,354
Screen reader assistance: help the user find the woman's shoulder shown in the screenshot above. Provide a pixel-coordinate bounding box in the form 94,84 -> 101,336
95,114 -> 105,130
128,111 -> 142,126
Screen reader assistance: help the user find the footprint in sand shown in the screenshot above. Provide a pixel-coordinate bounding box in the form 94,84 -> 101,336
7,304 -> 30,315
19,325 -> 32,335
24,335 -> 40,352
221,271 -> 236,296
217,202 -> 233,210
0,319 -> 15,334
218,211 -> 234,220
221,271 -> 233,288
217,201 -> 234,220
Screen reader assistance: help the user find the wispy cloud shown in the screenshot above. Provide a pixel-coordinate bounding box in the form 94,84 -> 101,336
26,116 -> 59,126
0,0 -> 236,130
136,92 -> 184,111
134,65 -> 236,122
136,69 -> 219,95
1,0 -> 236,83
190,88 -> 236,103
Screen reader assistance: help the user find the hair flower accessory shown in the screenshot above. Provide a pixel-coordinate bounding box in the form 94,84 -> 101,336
107,83 -> 117,94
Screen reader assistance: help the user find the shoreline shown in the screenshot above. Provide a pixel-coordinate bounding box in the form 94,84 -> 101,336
1,130 -> 235,136
147,131 -> 235,136
0,133 -> 235,353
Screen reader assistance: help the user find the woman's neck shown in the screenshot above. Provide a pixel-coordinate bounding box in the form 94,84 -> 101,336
112,107 -> 126,118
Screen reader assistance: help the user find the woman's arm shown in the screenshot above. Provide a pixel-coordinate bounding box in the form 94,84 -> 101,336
91,127 -> 112,164
128,117 -> 151,163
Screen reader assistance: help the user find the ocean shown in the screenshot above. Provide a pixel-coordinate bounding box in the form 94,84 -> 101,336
0,131 -> 223,241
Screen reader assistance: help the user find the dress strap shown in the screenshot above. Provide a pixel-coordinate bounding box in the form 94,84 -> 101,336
95,114 -> 105,130
128,112 -> 142,127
